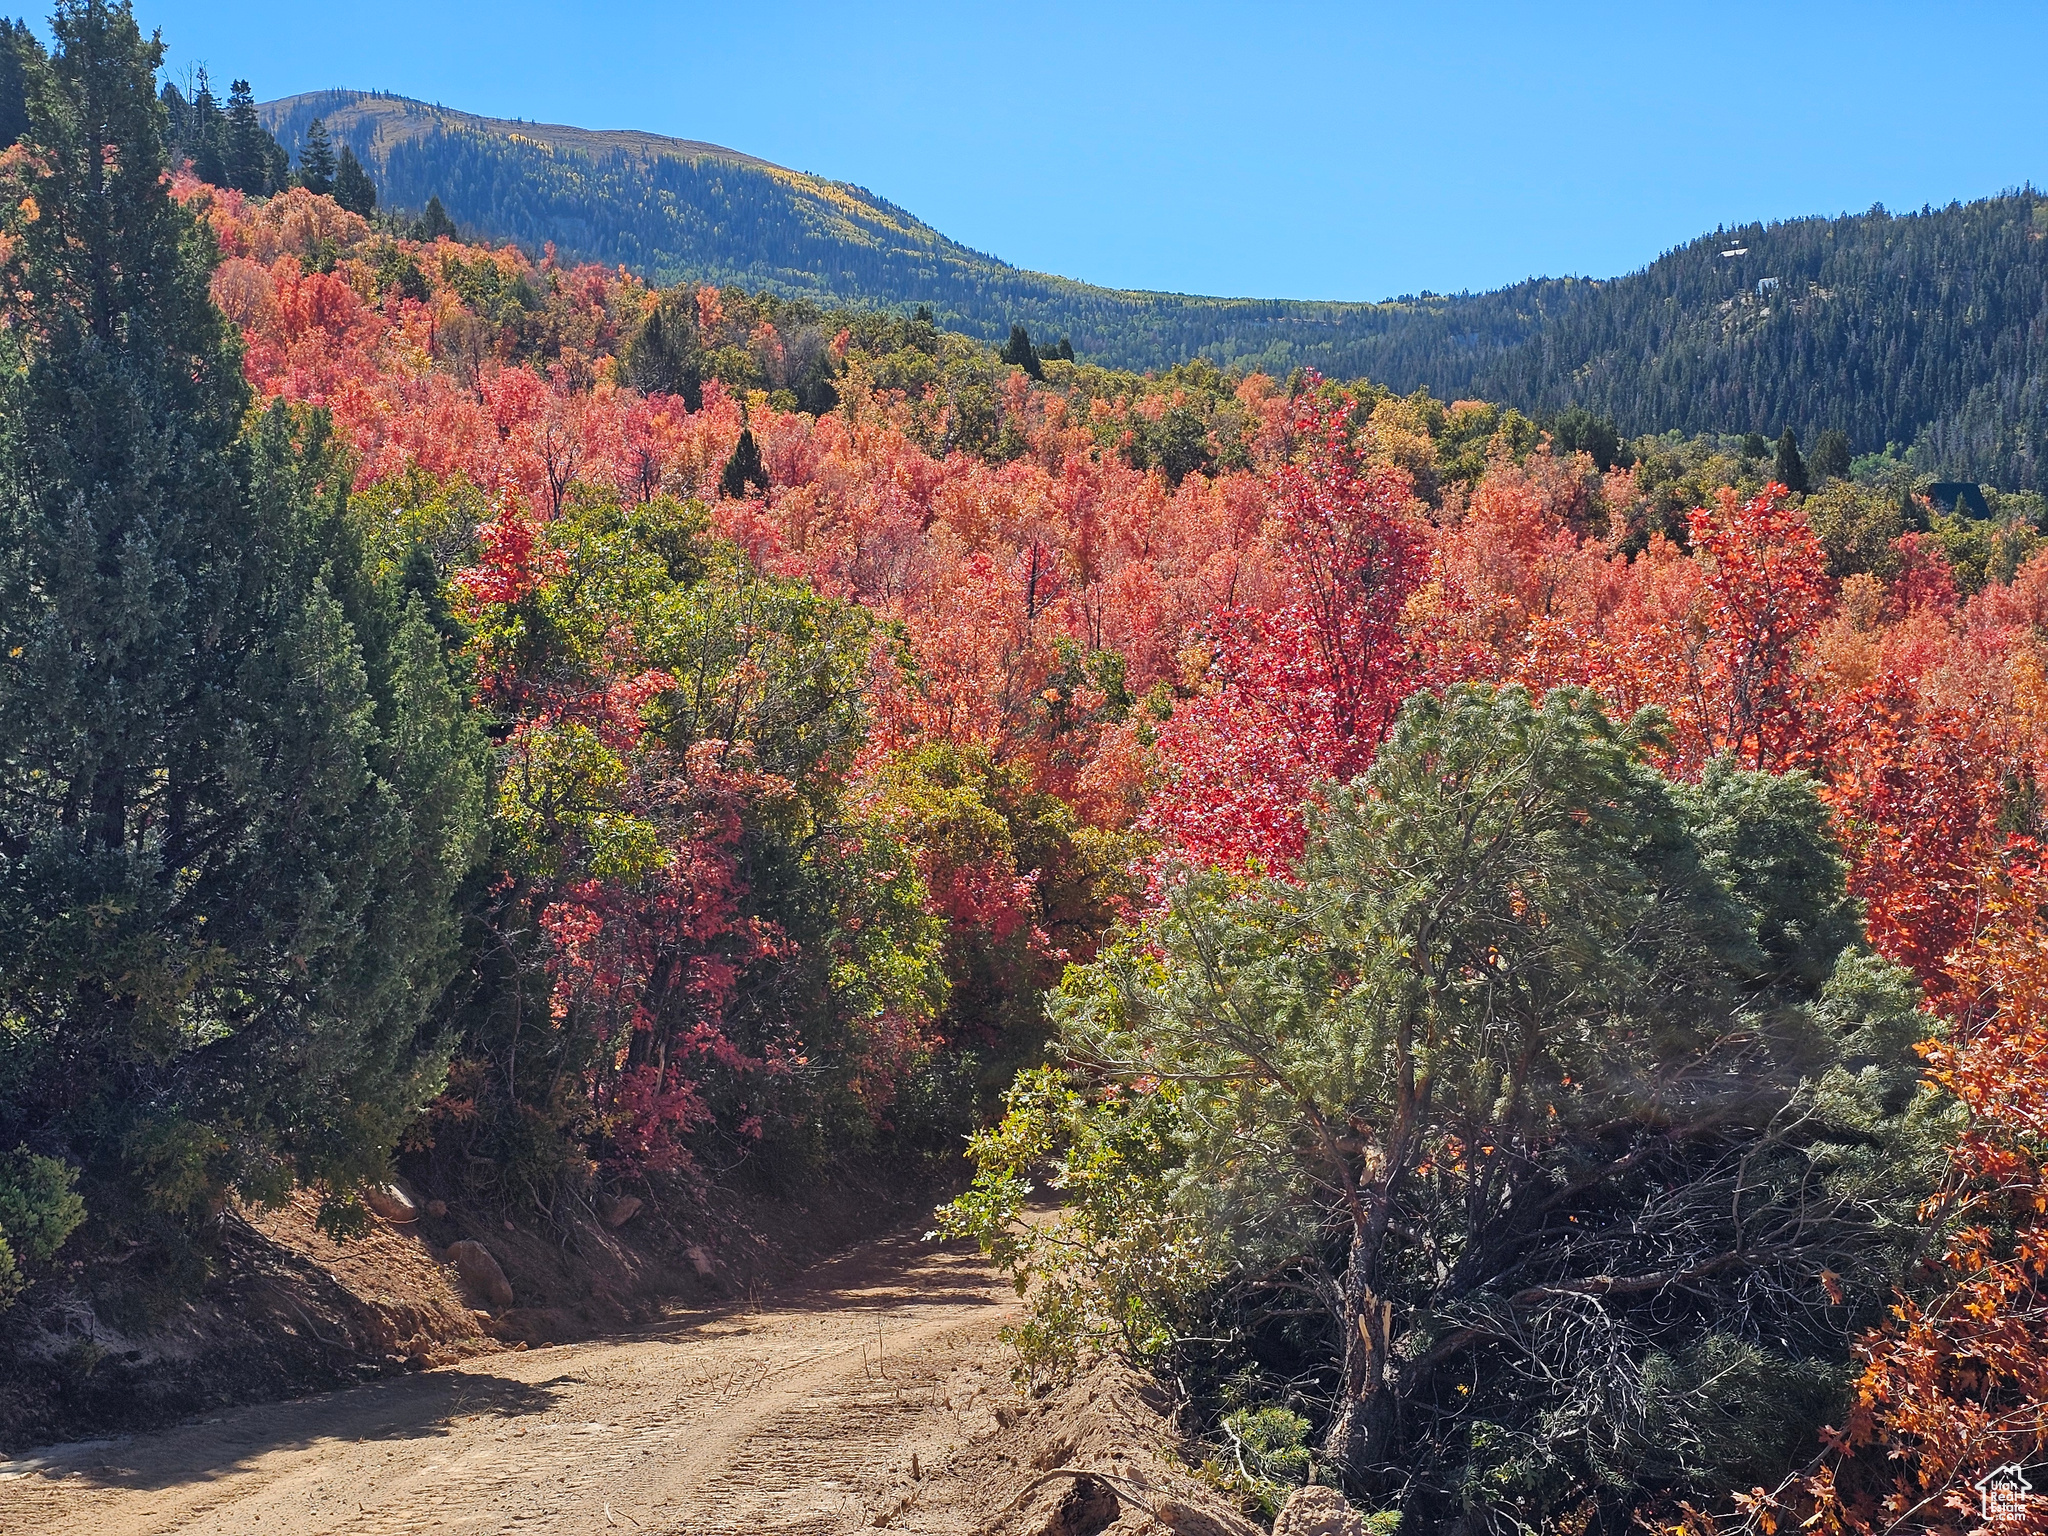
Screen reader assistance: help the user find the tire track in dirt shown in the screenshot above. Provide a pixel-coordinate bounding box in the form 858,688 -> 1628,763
0,1229 -> 1028,1535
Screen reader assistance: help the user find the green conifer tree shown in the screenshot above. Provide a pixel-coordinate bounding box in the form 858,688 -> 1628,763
222,77 -> 275,194
719,426 -> 769,499
624,293 -> 705,410
1811,428 -> 1852,482
298,115 -> 336,197
999,322 -> 1042,379
0,1147 -> 84,1304
792,348 -> 839,415
332,143 -> 376,217
0,19 -> 35,148
416,193 -> 458,241
0,0 -> 484,1239
1900,482 -> 1929,533
185,67 -> 225,185
156,78 -> 185,142
1773,427 -> 1810,494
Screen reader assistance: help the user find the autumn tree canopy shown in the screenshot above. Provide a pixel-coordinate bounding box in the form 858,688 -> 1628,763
4,20 -> 2047,1526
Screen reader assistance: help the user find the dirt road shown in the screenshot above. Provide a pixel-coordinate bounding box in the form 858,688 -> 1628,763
0,1230 -> 1031,1535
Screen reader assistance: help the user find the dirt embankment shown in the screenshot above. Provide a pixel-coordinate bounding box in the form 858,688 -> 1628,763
0,1156 -> 955,1452
1,1226 -> 1260,1536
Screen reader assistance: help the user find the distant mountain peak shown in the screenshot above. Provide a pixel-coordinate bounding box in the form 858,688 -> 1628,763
260,89 -> 779,173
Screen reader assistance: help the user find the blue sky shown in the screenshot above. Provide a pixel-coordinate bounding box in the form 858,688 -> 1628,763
124,0 -> 2047,302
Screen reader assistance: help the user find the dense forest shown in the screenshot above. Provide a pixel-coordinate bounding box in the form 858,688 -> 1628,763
254,90 -> 2048,489
1383,197 -> 2048,492
1,4 -> 2046,1532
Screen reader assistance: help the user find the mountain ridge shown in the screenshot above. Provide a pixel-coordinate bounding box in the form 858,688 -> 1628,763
258,90 -> 2048,488
266,88 -> 781,172
258,88 -> 1414,372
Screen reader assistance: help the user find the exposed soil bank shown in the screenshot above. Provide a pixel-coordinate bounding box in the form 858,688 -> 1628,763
1,1224 -> 1258,1535
0,1153 -> 958,1453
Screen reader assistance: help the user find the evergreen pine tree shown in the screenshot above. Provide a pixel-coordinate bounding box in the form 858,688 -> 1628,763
297,115 -> 336,196
792,349 -> 838,415
416,193 -> 458,241
999,322 -> 1042,378
222,77 -> 272,194
1552,406 -> 1620,471
185,67 -> 225,185
156,79 -> 189,151
0,0 -> 484,1228
0,19 -> 35,149
1773,427 -> 1810,494
1810,428 -> 1852,482
1900,482 -> 1929,533
719,426 -> 769,499
156,79 -> 182,132
624,294 -> 704,410
331,144 -> 376,217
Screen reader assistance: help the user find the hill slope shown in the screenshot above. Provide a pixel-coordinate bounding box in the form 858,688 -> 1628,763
259,90 -> 1397,377
1368,195 -> 2048,490
260,92 -> 2048,488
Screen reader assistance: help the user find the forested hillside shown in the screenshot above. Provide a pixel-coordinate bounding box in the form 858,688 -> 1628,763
1376,196 -> 2048,491
256,90 -> 1393,378
257,91 -> 2048,489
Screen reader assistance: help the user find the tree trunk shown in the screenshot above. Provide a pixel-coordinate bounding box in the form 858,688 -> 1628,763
1323,1219 -> 1398,1493
89,752 -> 126,852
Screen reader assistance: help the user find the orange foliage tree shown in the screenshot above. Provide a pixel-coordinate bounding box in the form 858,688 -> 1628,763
1147,387 -> 1426,869
1805,852 -> 2048,1534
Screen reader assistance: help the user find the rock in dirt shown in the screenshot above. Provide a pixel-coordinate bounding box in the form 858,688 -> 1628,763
363,1183 -> 417,1222
597,1194 -> 642,1228
686,1243 -> 714,1275
1039,1473 -> 1119,1536
1273,1485 -> 1369,1536
425,1198 -> 448,1218
971,1362 -> 1264,1536
444,1239 -> 514,1308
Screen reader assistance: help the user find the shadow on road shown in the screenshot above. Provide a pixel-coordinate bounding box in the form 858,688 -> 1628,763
4,1223 -> 1014,1503
9,1367 -> 570,1492
617,1228 -> 1006,1340
758,1230 -> 1007,1312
